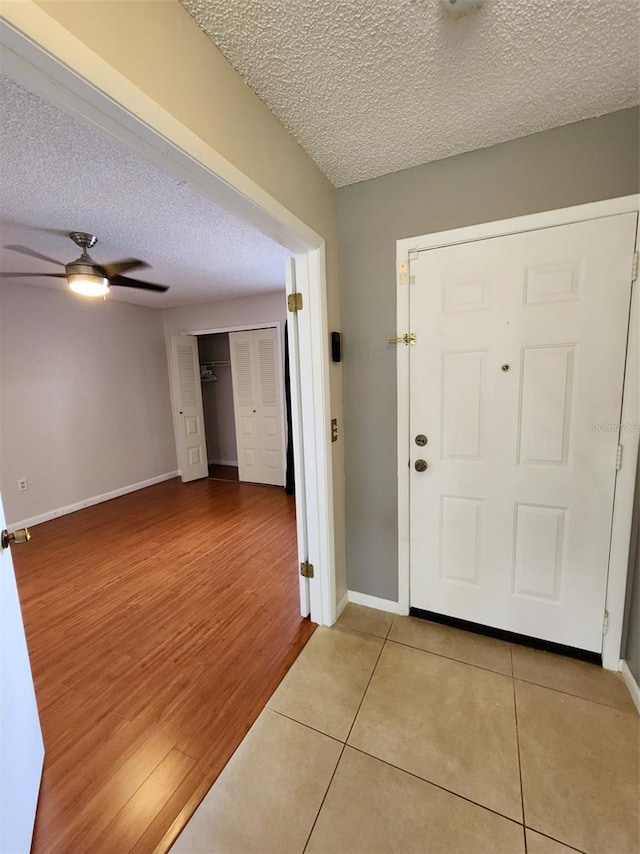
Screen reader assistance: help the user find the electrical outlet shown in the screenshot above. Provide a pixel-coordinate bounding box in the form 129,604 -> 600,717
17,478 -> 28,492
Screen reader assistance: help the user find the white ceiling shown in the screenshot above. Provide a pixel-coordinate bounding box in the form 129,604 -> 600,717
0,76 -> 290,309
181,0 -> 640,187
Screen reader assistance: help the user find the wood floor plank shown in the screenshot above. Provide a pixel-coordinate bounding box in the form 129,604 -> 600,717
13,477 -> 315,853
93,748 -> 196,853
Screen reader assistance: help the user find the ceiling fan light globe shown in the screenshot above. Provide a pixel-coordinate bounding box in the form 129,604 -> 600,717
68,273 -> 110,297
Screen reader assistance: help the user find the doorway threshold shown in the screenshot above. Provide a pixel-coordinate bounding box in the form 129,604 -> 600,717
409,608 -> 602,666
208,464 -> 239,483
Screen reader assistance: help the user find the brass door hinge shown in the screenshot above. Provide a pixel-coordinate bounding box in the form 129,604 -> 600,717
603,609 -> 609,635
386,332 -> 416,346
300,561 -> 314,579
632,252 -> 639,282
616,444 -> 623,470
288,293 -> 303,312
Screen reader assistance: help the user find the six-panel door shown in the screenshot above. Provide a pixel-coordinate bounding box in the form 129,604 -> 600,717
409,213 -> 638,651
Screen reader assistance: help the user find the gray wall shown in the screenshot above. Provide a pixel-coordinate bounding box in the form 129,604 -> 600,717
625,551 -> 640,681
338,107 -> 640,601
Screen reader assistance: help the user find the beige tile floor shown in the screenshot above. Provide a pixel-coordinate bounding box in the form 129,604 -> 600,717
172,605 -> 639,854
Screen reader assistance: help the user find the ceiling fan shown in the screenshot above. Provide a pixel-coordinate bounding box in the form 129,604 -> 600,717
1,232 -> 170,297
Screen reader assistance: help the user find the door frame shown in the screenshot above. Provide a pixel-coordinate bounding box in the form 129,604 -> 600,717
396,195 -> 640,670
0,8 -> 336,626
174,322 -> 287,476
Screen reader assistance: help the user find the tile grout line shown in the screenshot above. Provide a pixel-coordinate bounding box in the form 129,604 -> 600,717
300,742 -> 347,854
527,828 -> 589,854
388,636 -> 632,714
268,708 -> 345,745
300,633 -> 388,854
344,635 -> 388,744
513,675 -> 636,714
511,648 -> 528,854
386,637 -> 512,678
347,743 -> 525,829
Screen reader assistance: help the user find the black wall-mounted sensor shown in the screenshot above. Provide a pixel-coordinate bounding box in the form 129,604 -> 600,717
331,331 -> 341,362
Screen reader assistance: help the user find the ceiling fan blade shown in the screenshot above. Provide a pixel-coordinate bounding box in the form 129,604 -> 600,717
0,272 -> 67,278
109,274 -> 169,293
4,245 -> 65,266
102,258 -> 150,278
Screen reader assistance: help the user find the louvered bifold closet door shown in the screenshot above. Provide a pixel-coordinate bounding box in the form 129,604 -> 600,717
230,328 -> 285,486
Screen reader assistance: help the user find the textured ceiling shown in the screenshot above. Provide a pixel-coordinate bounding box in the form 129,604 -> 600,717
181,0 -> 640,187
0,76 -> 290,308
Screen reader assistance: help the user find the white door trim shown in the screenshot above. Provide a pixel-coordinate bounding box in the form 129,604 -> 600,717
286,259 -> 311,617
0,6 -> 335,626
292,248 -> 337,625
397,195 -> 640,669
184,322 -> 283,336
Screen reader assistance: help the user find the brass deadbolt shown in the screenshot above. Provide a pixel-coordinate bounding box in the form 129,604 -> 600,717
1,528 -> 30,549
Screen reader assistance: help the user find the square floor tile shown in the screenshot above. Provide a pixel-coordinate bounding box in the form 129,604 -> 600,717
336,603 -> 393,638
526,830 -> 581,854
516,680 -> 640,854
348,641 -> 522,820
267,626 -> 383,740
512,646 -> 635,712
389,616 -> 512,676
306,747 -> 525,854
171,709 -> 342,854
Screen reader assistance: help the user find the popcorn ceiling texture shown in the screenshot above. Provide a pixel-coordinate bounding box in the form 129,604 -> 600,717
0,76 -> 290,308
181,0 -> 640,187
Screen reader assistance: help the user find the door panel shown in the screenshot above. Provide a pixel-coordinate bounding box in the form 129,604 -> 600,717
169,335 -> 208,482
230,328 -> 285,486
0,495 -> 44,852
409,213 -> 638,651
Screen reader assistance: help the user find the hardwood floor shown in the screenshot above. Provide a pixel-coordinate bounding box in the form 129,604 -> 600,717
12,477 -> 315,853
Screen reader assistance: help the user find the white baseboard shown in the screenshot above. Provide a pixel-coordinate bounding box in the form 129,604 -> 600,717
619,659 -> 640,715
347,590 -> 407,615
208,459 -> 238,467
336,591 -> 349,619
8,471 -> 179,530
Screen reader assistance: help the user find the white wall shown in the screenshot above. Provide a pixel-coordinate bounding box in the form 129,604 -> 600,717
0,282 -> 177,525
163,290 -> 287,347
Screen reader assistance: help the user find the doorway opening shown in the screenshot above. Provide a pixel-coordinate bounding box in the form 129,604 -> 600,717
198,332 -> 239,482
0,12 -> 337,630
195,321 -> 288,488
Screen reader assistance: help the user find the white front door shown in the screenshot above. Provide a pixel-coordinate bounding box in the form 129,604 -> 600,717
0,495 -> 44,852
168,334 -> 208,483
409,213 -> 638,652
230,328 -> 286,487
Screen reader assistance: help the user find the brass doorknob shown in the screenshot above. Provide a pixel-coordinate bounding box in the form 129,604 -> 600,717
1,528 -> 30,549
414,459 -> 428,473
